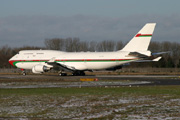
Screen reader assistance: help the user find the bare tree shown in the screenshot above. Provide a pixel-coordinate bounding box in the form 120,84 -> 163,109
149,41 -> 161,52
65,38 -> 80,52
0,45 -> 12,68
45,38 -> 65,50
79,41 -> 89,52
44,38 -> 180,68
88,41 -> 98,52
97,40 -> 115,52
115,41 -> 124,50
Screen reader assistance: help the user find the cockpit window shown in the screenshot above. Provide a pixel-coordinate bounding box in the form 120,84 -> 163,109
24,53 -> 33,55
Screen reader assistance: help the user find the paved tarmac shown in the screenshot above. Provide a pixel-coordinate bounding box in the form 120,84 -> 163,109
0,74 -> 180,88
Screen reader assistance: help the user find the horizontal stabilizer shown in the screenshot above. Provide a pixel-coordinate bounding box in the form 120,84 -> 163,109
129,51 -> 164,62
152,57 -> 162,61
135,56 -> 162,62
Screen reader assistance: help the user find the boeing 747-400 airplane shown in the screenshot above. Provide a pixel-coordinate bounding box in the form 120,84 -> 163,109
9,23 -> 163,76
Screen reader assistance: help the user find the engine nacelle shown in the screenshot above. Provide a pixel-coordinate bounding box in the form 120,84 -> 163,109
32,64 -> 50,74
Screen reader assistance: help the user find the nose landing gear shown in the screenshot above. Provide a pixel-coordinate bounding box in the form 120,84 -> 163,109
21,69 -> 26,76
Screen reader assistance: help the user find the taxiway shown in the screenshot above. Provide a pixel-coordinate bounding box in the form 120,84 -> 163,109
0,74 -> 180,88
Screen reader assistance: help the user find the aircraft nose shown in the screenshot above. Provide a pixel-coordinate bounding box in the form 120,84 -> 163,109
9,57 -> 15,66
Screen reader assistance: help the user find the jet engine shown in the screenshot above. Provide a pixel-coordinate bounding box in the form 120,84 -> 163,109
32,64 -> 51,74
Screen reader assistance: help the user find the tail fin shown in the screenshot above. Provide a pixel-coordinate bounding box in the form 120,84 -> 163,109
121,23 -> 156,51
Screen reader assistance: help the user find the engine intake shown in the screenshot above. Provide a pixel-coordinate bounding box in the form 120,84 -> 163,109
32,64 -> 50,73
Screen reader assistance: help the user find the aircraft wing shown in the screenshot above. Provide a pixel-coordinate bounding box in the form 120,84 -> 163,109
45,58 -> 76,71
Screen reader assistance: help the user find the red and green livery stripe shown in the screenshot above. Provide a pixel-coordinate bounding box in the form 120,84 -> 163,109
135,33 -> 152,37
9,58 -> 138,67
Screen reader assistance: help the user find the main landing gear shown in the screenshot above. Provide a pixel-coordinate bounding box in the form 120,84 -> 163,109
58,71 -> 67,76
59,71 -> 85,76
59,73 -> 67,76
72,71 -> 85,76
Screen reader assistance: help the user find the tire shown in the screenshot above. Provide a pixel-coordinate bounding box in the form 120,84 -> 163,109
22,72 -> 26,76
59,73 -> 67,76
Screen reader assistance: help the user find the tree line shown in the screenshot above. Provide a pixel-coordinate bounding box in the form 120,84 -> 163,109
44,38 -> 124,52
1,37 -> 180,68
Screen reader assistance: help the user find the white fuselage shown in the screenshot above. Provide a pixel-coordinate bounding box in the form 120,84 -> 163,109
9,50 -> 138,71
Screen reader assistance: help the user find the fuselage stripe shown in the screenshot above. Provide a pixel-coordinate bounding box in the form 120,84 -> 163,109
9,58 -> 138,67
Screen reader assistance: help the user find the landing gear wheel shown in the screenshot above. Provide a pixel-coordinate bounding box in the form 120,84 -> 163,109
21,69 -> 26,76
80,71 -> 85,76
72,71 -> 85,76
59,73 -> 67,76
22,71 -> 26,76
22,72 -> 26,76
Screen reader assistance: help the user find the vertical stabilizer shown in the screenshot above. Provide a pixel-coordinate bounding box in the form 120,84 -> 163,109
122,23 -> 156,51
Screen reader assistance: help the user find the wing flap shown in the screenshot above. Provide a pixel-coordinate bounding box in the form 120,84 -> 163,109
46,58 -> 76,71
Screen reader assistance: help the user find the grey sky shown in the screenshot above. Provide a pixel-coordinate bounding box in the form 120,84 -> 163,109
0,0 -> 180,47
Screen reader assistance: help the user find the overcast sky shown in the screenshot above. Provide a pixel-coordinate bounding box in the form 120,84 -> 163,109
0,0 -> 180,47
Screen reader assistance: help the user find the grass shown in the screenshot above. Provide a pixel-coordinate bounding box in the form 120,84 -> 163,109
0,86 -> 180,119
1,86 -> 180,96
